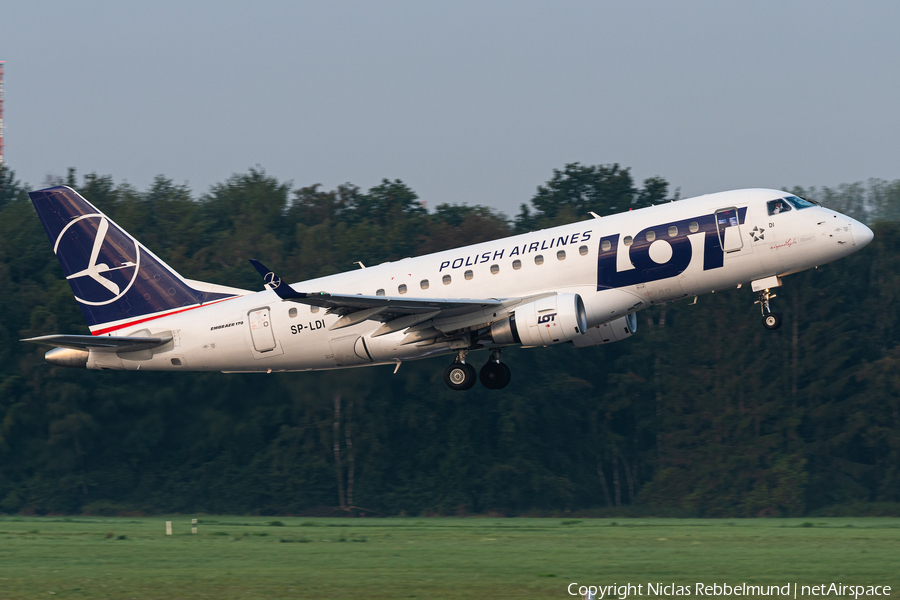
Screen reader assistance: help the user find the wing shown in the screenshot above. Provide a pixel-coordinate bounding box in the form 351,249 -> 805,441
248,259 -> 551,341
249,258 -> 503,322
21,333 -> 173,353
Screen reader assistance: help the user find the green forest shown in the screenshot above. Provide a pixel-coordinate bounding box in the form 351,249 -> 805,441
1,163 -> 899,518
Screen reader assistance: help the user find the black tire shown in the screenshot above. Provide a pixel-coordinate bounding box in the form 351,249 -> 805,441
480,361 -> 508,389
445,362 -> 477,391
763,312 -> 782,330
461,363 -> 478,390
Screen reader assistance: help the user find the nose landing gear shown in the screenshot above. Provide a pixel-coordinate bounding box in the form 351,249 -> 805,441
755,288 -> 782,330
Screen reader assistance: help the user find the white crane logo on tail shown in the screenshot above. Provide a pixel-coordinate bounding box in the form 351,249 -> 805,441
53,214 -> 141,306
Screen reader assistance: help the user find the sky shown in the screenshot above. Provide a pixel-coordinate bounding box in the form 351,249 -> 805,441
2,0 -> 899,216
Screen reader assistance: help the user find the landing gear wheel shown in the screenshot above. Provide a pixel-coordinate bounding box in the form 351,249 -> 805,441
763,312 -> 782,330
444,362 -> 477,391
480,360 -> 511,390
755,287 -> 782,331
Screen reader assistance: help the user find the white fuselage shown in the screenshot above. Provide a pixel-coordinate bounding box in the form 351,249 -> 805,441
85,189 -> 870,372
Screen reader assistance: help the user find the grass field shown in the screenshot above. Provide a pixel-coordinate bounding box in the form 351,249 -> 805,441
0,516 -> 897,599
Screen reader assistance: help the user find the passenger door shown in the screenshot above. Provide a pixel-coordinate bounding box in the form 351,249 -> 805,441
715,208 -> 744,253
248,307 -> 277,353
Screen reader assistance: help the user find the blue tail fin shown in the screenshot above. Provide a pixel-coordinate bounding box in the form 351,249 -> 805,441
29,186 -> 237,333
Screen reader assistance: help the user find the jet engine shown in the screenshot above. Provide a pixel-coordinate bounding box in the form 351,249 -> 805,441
489,293 -> 588,347
571,313 -> 637,347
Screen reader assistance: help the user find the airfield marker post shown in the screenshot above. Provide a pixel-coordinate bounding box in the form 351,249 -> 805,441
192,518 -> 197,534
166,521 -> 172,536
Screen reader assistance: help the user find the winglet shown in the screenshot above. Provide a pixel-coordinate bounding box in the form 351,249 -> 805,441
248,259 -> 305,300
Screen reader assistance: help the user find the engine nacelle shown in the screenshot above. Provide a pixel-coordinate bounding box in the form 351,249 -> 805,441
572,313 -> 637,347
491,293 -> 588,347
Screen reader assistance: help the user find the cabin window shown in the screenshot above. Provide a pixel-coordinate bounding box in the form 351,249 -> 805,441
376,288 -> 385,296
288,307 -> 298,318
311,306 -> 319,313
464,270 -> 474,280
512,259 -> 522,270
170,358 -> 182,366
600,241 -> 610,252
581,244 -> 591,255
534,255 -> 544,265
420,279 -> 429,290
442,274 -> 452,285
490,264 -> 500,274
398,284 -> 408,294
624,236 -> 633,246
668,226 -> 678,237
689,221 -> 699,233
767,199 -> 792,215
646,231 -> 656,242
557,250 -> 566,260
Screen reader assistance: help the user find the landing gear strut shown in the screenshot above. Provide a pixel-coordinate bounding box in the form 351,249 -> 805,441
755,288 -> 782,330
444,350 -> 477,391
479,349 -> 511,390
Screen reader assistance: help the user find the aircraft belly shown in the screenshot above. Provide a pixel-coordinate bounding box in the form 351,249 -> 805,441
689,253 -> 763,294
632,276 -> 686,306
328,333 -> 371,366
581,288 -> 645,326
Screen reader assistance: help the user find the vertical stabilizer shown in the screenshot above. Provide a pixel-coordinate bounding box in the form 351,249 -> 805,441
29,186 -> 238,333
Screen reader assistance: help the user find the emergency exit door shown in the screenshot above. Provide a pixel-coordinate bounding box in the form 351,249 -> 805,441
248,307 -> 277,352
715,207 -> 744,253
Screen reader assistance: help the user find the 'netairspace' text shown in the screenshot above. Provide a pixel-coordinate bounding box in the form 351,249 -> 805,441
567,583 -> 892,599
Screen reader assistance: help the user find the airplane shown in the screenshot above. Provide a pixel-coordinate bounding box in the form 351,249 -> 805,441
22,185 -> 873,390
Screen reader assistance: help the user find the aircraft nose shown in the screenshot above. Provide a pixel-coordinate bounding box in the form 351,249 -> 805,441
853,220 -> 874,248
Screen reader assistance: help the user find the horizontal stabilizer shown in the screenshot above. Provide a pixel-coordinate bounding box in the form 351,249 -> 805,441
21,333 -> 173,353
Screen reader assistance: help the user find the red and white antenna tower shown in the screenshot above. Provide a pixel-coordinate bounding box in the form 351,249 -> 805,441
0,61 -> 5,165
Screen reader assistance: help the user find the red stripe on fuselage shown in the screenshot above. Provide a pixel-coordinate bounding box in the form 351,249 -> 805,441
90,296 -> 239,336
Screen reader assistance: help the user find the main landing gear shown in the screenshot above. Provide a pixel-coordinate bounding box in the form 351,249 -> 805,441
479,350 -> 511,390
444,352 -> 477,391
755,288 -> 782,330
444,349 -> 511,391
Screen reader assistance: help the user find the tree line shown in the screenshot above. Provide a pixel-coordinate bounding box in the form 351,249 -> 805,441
0,162 -> 898,517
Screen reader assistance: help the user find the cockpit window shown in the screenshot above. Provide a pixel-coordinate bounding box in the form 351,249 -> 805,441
784,195 -> 816,210
767,199 -> 792,216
